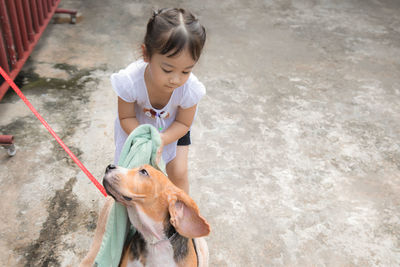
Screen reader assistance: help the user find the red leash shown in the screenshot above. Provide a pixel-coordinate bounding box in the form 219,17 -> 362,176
0,67 -> 107,197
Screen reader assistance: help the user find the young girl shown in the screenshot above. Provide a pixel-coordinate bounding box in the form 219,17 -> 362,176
111,8 -> 206,194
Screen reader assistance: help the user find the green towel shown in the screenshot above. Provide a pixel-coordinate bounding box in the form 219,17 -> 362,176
94,124 -> 166,266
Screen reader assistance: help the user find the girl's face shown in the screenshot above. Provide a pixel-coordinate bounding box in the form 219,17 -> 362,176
143,46 -> 196,94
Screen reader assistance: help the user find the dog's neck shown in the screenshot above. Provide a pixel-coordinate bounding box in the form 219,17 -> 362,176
126,205 -> 166,244
126,205 -> 190,266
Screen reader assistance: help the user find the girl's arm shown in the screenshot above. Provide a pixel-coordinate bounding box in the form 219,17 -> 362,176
118,97 -> 139,135
161,105 -> 197,145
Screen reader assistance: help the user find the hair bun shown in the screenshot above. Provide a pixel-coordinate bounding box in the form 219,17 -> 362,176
152,9 -> 159,19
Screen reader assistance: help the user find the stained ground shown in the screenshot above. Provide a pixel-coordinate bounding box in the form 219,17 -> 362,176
1,0 -> 400,266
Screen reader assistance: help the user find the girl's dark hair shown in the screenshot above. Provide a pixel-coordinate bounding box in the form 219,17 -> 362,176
144,8 -> 206,61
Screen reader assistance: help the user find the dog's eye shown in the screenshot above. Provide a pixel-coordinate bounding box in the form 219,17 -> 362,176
139,169 -> 149,176
123,196 -> 132,201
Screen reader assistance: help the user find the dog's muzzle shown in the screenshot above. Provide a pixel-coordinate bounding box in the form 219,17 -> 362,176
105,164 -> 117,174
103,164 -> 118,199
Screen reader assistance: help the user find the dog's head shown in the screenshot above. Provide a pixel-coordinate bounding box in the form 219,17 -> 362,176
103,164 -> 210,238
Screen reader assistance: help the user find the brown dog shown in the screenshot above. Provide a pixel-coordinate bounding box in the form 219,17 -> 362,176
103,164 -> 210,267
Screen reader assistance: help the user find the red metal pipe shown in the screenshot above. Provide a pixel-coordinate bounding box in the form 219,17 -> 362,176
45,0 -> 50,15
0,135 -> 14,145
55,8 -> 77,15
7,0 -> 25,58
42,0 -> 48,17
15,0 -> 29,51
0,0 -> 17,69
23,0 -> 35,42
0,27 -> 10,73
0,0 -> 61,100
30,0 -> 39,33
36,0 -> 43,26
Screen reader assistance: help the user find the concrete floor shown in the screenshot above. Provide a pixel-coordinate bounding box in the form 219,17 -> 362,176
1,0 -> 399,266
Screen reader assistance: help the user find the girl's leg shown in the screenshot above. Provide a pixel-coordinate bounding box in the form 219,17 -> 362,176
166,145 -> 189,194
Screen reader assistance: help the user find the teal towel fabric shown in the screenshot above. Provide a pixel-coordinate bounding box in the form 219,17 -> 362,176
94,124 -> 166,266
118,124 -> 166,172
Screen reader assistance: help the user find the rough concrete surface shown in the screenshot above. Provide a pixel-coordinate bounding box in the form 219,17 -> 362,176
1,0 -> 399,266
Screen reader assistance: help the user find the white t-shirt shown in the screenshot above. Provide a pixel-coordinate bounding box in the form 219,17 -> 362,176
111,60 -> 206,164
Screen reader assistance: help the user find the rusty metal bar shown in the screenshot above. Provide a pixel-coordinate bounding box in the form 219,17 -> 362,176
46,0 -> 51,15
0,0 -> 17,69
7,0 -> 25,58
30,0 -> 39,33
0,27 -> 10,73
15,0 -> 29,51
0,0 -> 62,100
0,135 -> 14,144
23,0 -> 34,42
42,0 -> 48,18
0,134 -> 16,156
55,8 -> 78,15
36,0 -> 44,26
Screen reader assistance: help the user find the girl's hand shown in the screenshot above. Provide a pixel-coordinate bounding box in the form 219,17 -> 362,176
156,134 -> 165,165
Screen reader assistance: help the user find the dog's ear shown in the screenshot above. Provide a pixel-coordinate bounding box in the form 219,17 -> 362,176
168,190 -> 210,238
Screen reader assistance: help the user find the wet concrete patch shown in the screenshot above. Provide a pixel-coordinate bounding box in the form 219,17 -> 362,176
1,63 -> 101,161
0,116 -> 49,147
18,65 -> 96,96
18,177 -> 98,266
2,64 -> 98,168
20,178 -> 78,266
50,143 -> 84,169
1,63 -> 105,265
4,62 -> 101,98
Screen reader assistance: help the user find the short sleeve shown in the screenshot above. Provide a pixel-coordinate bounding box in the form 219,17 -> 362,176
179,74 -> 206,109
110,69 -> 136,103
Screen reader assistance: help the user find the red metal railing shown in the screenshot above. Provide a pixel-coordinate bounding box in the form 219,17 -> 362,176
0,0 -> 61,100
1,1 -> 78,156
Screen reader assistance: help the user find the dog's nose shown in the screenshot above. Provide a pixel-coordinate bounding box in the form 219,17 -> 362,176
106,164 -> 116,173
